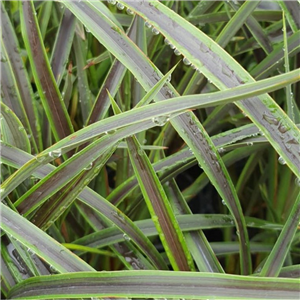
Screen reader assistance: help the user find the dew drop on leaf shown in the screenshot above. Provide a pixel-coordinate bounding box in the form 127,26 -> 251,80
183,57 -> 191,65
152,115 -> 169,126
144,21 -> 152,29
126,8 -> 134,15
49,150 -> 61,158
174,49 -> 181,56
116,2 -> 124,10
278,156 -> 286,165
123,233 -> 131,241
152,27 -> 159,35
84,162 -> 93,170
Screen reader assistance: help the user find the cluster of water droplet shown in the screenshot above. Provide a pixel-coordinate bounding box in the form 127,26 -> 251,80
164,37 -> 201,71
107,0 -> 134,15
144,20 -> 160,36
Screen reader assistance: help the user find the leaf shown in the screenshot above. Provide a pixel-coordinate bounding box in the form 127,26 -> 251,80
2,69 -> 298,200
50,7 -> 76,85
0,203 -> 94,273
0,103 -> 30,153
1,141 -> 168,271
20,1 -> 74,142
260,192 -> 300,277
7,271 -> 300,300
123,0 -> 300,178
127,136 -> 194,271
1,2 -> 40,151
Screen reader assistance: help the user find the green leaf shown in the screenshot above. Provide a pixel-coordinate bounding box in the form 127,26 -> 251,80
0,203 -> 94,273
260,192 -> 300,277
122,0 -> 300,178
0,103 -> 31,153
8,271 -> 300,299
127,136 -> 194,271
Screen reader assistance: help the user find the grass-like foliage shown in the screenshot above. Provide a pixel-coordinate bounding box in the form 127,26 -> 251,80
1,1 -> 300,299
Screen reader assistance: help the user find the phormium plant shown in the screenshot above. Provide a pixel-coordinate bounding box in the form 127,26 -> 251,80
1,0 -> 300,299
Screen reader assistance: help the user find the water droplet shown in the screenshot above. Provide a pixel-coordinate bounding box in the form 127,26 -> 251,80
166,74 -> 171,83
174,49 -> 181,56
27,248 -> 35,255
108,0 -> 117,4
222,66 -> 232,77
49,265 -> 58,273
164,38 -> 171,45
116,2 -> 124,10
278,123 -> 289,134
18,126 -> 25,131
295,178 -> 300,187
183,57 -> 191,66
52,149 -> 62,158
199,45 -> 209,53
152,27 -> 159,35
278,156 -> 286,165
218,147 -> 226,153
126,8 -> 134,15
111,210 -> 126,224
221,199 -> 226,206
84,162 -> 93,170
123,234 -> 131,241
167,90 -> 174,97
144,21 -> 152,29
0,187 -> 5,194
152,115 -> 169,126
262,111 -> 279,125
0,56 -> 7,63
246,142 -> 253,146
215,161 -> 221,172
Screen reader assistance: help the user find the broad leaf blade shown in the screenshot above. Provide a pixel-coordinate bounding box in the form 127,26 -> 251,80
7,271 -> 300,300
